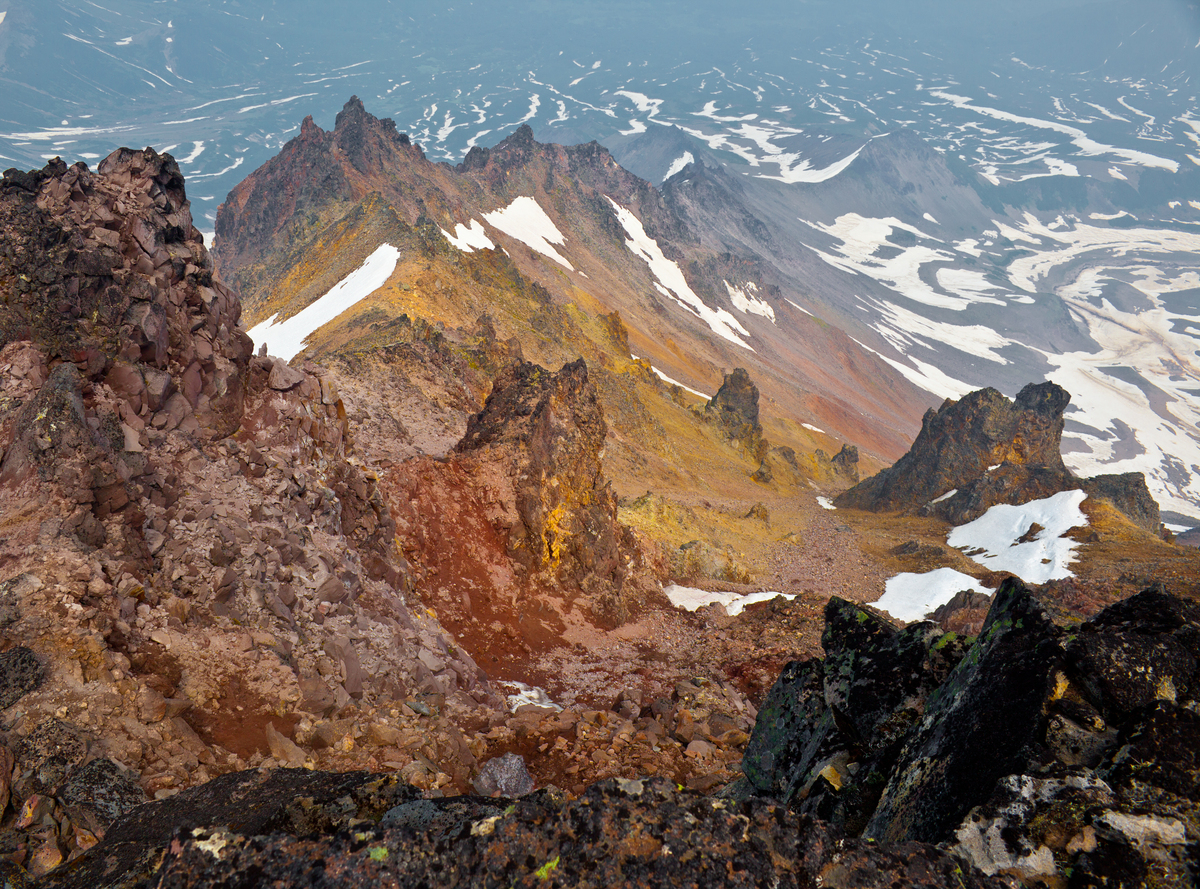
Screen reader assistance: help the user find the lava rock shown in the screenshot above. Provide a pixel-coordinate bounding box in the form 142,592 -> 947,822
58,758 -> 147,835
705,367 -> 764,454
0,646 -> 43,710
38,768 -> 417,889
145,777 -> 1008,889
835,382 -> 1161,531
863,578 -> 1064,845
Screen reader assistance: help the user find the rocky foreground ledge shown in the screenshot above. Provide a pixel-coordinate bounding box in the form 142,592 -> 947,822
17,581 -> 1198,888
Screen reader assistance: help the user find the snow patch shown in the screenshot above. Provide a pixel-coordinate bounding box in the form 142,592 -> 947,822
247,243 -> 401,361
724,280 -> 775,322
440,219 -> 495,252
663,151 -> 694,181
931,488 -> 957,504
664,584 -> 794,616
817,496 -> 836,511
802,423 -> 825,433
495,681 -> 561,713
872,568 -> 991,623
608,198 -> 753,350
947,490 -> 1088,584
482,196 -> 573,270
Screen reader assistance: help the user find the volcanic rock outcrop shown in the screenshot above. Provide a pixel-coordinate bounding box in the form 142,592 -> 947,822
835,382 -> 1161,531
385,358 -> 648,663
0,152 -> 515,876
36,769 -> 1008,889
737,582 -> 1200,886
706,367 -> 765,457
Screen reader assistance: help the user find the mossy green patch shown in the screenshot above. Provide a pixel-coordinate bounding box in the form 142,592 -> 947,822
535,855 -> 560,880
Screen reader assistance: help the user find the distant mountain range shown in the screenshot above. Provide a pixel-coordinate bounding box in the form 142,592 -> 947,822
3,0 -> 1199,522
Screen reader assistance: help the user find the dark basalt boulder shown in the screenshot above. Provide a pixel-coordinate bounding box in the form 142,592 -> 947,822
738,598 -> 972,835
0,646 -> 43,710
834,382 -> 1162,532
37,768 -> 420,889
738,581 -> 1200,886
57,759 -> 147,837
864,579 -> 1064,845
1067,585 -> 1200,726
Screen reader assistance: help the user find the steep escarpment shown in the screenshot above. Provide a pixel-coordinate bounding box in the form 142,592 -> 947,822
836,382 -> 1161,532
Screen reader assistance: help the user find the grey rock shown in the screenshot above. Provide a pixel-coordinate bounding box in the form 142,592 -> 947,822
472,752 -> 534,797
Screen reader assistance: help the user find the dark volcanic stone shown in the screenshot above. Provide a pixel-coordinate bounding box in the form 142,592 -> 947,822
16,718 -> 87,797
38,768 -> 417,889
146,778 -> 1008,889
58,758 -> 148,834
1103,701 -> 1200,797
741,659 -> 832,801
0,646 -> 43,709
863,578 -> 1064,845
1068,584 -> 1200,725
834,382 -> 1161,531
821,598 -> 938,745
835,383 -> 1068,514
705,367 -> 763,449
379,796 -> 508,843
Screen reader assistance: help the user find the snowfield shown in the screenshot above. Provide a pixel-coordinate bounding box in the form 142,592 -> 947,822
247,243 -> 401,361
482,196 -> 574,270
947,490 -> 1089,583
871,491 -> 1089,622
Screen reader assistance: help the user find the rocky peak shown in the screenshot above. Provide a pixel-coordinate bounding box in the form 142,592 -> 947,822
707,368 -> 761,437
389,357 -> 644,659
0,149 -> 251,442
333,95 -> 413,172
457,124 -> 537,174
834,382 -> 1160,531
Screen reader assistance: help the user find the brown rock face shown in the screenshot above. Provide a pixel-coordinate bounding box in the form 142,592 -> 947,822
388,358 -> 644,663
0,153 -> 509,826
456,359 -> 627,593
706,367 -> 766,459
0,151 -> 252,441
835,382 -> 1160,531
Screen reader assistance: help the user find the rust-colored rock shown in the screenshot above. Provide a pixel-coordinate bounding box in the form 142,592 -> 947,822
388,358 -> 647,663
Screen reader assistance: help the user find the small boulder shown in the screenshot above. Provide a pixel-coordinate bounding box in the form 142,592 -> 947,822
472,752 -> 534,797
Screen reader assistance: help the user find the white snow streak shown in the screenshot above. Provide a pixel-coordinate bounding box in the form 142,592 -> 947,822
608,198 -> 753,350
247,244 -> 401,361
